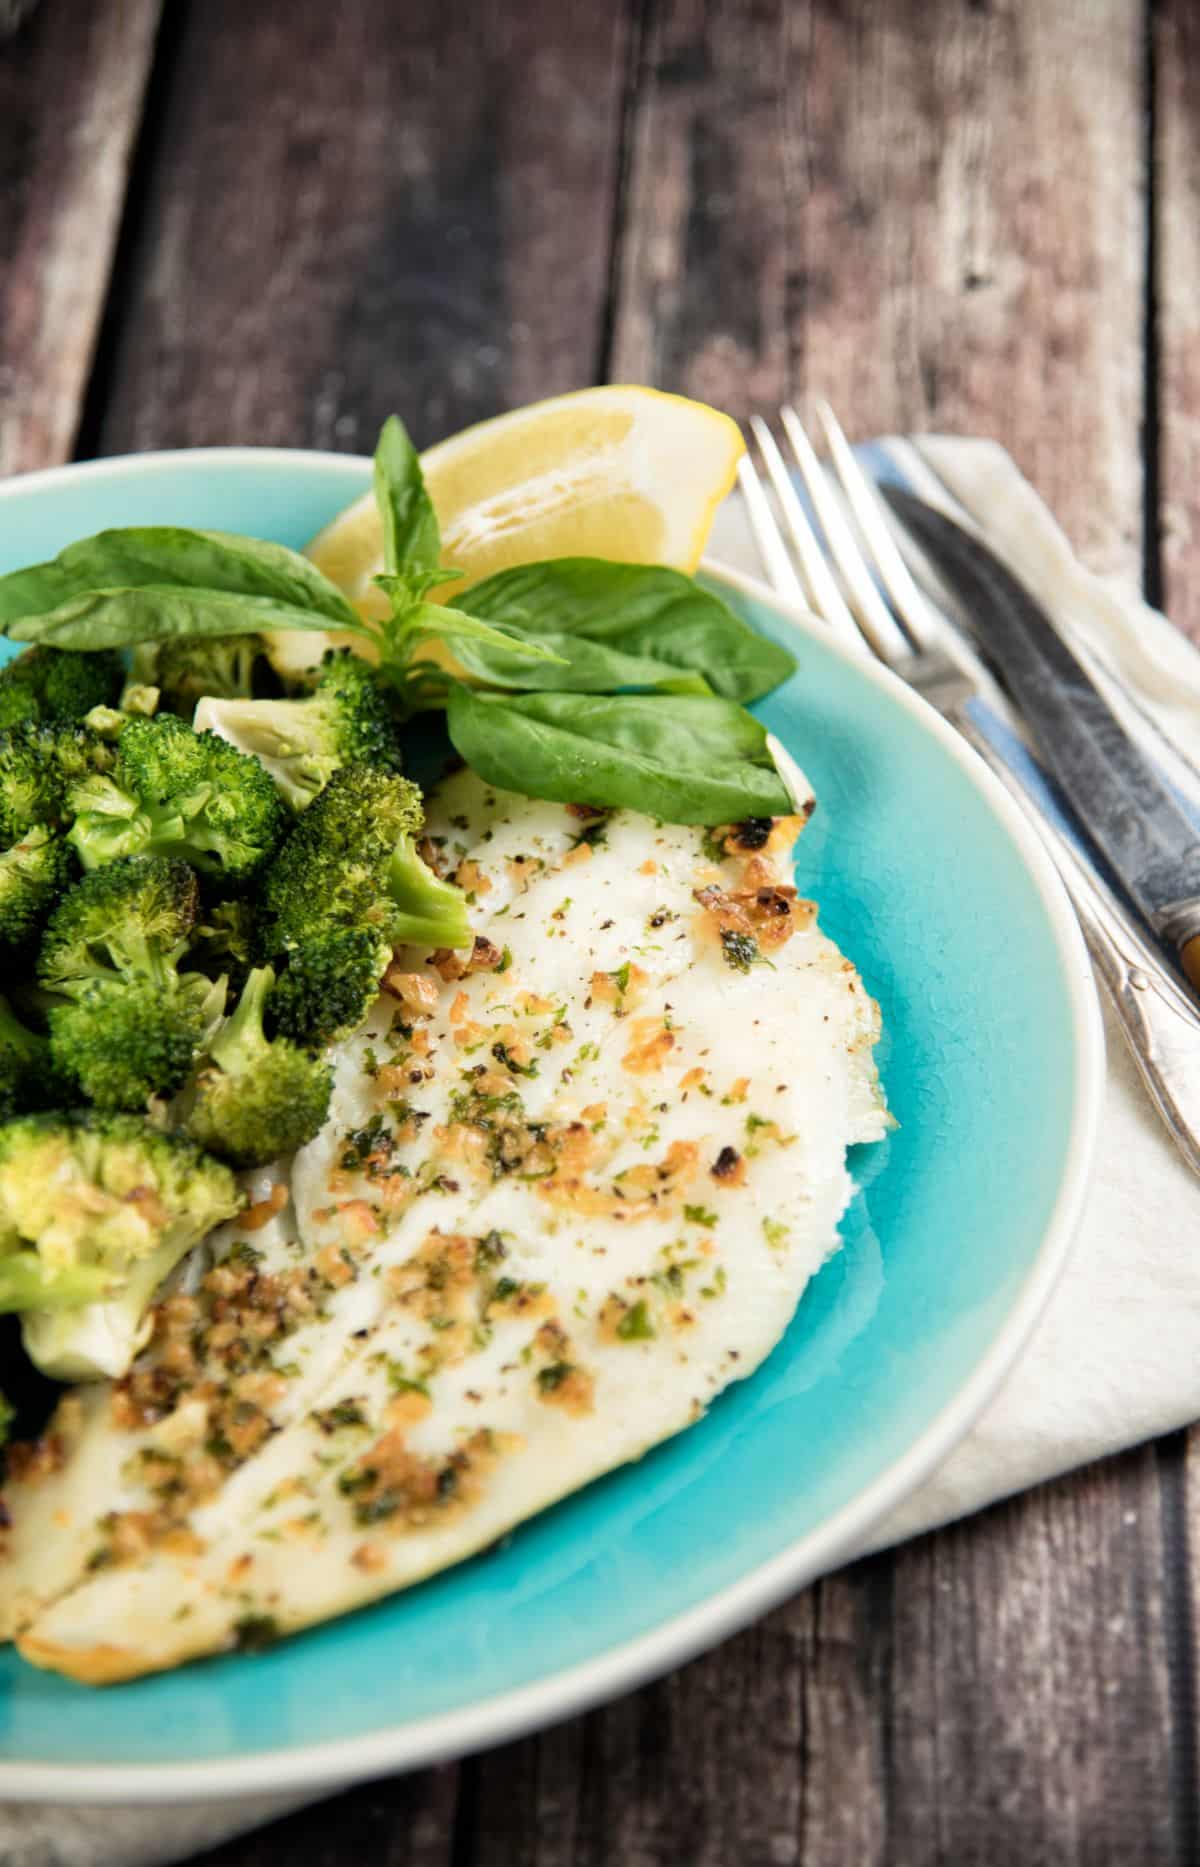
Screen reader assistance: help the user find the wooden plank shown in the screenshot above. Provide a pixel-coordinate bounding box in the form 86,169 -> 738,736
90,0 -> 630,456
610,0 -> 1145,580
0,0 -> 162,476
1153,0 -> 1200,1840
194,1766 -> 459,1867
465,1455 -> 1180,1867
1156,0 -> 1200,638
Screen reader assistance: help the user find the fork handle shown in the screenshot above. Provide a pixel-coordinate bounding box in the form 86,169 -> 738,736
948,705 -> 1200,1180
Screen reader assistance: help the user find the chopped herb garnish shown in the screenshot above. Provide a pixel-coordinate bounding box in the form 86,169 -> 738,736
385,1360 -> 430,1398
616,1299 -> 655,1340
339,1116 -> 392,1172
573,818 -> 609,849
683,1203 -> 718,1227
537,1360 -> 573,1392
475,1229 -> 507,1267
720,928 -> 764,973
233,1614 -> 280,1653
228,1239 -> 265,1269
492,1040 -> 539,1078
354,1491 -> 401,1525
312,1399 -> 368,1433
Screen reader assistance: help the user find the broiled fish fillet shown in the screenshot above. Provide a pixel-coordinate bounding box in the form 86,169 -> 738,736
1,772 -> 888,1682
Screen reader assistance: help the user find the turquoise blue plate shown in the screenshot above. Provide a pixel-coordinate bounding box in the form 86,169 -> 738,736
0,452 -> 1102,1799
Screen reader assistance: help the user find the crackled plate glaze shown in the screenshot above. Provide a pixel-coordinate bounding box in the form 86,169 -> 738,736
0,451 -> 1102,1800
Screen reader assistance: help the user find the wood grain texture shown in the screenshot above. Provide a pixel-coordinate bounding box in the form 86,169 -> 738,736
459,1457 -> 1183,1867
1156,0 -> 1200,638
0,0 -> 162,475
195,1766 -> 459,1867
88,0 -> 629,456
611,0 -> 1145,579
1154,0 -> 1200,1831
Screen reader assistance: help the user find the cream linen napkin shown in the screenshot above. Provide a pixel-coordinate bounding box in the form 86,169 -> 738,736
7,438 -> 1200,1866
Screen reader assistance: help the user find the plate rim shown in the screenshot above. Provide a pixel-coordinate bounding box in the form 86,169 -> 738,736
0,451 -> 1105,1801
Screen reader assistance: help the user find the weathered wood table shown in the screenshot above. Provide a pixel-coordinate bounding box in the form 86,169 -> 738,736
3,1 -> 1198,1860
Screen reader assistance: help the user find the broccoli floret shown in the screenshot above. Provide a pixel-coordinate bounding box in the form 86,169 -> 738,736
157,634 -> 268,718
0,721 -> 112,845
0,1112 -> 241,1379
39,855 -> 221,1110
193,650 -> 402,811
0,825 -> 74,952
253,766 -> 469,1044
186,896 -> 258,995
260,765 -> 470,954
269,926 -> 394,1049
50,983 -> 221,1116
0,995 -> 72,1119
183,966 -> 333,1167
0,647 -> 123,731
66,711 -> 287,882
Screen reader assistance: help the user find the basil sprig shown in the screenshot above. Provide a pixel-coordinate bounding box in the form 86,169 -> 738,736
0,414 -> 799,824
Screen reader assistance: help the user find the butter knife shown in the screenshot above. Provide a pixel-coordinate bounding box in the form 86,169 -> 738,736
883,486 -> 1200,995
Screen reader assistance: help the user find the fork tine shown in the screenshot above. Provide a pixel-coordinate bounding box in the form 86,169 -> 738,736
735,456 -> 808,606
747,418 -> 866,655
813,399 -> 947,652
779,405 -> 912,664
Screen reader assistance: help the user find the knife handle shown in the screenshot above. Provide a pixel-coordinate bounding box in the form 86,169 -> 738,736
1149,900 -> 1200,996
949,706 -> 1200,1180
1181,935 -> 1200,996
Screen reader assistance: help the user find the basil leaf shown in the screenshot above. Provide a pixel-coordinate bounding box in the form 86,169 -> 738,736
458,559 -> 795,702
445,627 -> 711,695
8,586 -> 372,650
0,526 -> 362,639
409,602 -> 563,662
0,562 -> 83,629
445,687 -> 792,824
373,415 -> 440,574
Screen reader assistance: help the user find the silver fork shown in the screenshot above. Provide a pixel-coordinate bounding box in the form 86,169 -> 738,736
741,401 -> 1200,1180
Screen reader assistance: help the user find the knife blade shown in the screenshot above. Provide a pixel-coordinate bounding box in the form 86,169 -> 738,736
881,484 -> 1200,992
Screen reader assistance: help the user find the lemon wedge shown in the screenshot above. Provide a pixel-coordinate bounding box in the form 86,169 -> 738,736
268,387 -> 743,679
323,380 -> 742,595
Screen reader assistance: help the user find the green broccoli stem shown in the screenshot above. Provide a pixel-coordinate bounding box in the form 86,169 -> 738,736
208,966 -> 274,1072
88,919 -> 187,994
20,1231 -> 193,1377
0,996 -> 44,1065
387,835 -> 472,949
0,1252 -> 116,1313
